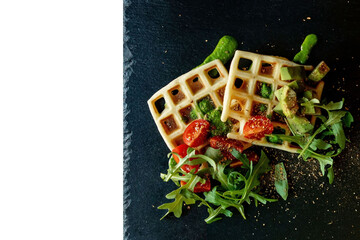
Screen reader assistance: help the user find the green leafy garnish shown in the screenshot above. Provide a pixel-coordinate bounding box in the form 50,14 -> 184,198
266,127 -> 285,144
260,83 -> 272,99
259,103 -> 268,113
274,163 -> 288,200
230,149 -> 250,169
327,166 -> 334,184
293,34 -> 318,64
342,112 -> 354,128
206,108 -> 232,136
199,99 -> 215,114
267,99 -> 352,183
158,149 -> 277,223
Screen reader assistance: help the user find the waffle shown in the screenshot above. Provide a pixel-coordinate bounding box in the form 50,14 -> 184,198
148,59 -> 242,151
221,50 -> 325,153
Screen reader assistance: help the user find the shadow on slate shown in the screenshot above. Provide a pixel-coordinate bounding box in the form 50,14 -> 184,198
124,0 -> 360,239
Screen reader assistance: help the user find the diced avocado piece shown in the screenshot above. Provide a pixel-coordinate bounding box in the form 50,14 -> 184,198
303,90 -> 313,100
280,85 -> 299,118
287,115 -> 314,134
287,79 -> 305,93
274,88 -> 283,101
280,66 -> 306,81
308,61 -> 330,82
287,80 -> 299,90
273,88 -> 285,116
273,102 -> 284,116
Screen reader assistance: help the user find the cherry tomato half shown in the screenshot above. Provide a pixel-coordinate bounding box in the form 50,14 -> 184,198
172,144 -> 200,173
183,119 -> 210,147
243,116 -> 274,140
180,179 -> 211,193
209,136 -> 244,160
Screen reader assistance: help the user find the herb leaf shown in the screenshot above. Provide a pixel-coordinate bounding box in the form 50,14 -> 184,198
230,149 -> 250,169
327,166 -> 334,184
158,189 -> 196,219
342,112 -> 354,128
204,147 -> 223,162
331,122 -> 345,149
309,139 -> 332,151
274,162 -> 289,200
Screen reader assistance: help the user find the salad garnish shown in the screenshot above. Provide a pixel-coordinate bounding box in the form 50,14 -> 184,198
159,147 -> 277,223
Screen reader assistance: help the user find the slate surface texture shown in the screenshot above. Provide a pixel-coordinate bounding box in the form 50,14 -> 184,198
124,1 -> 360,239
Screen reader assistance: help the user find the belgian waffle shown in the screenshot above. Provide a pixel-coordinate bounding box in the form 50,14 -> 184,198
148,60 -> 252,151
221,50 -> 325,153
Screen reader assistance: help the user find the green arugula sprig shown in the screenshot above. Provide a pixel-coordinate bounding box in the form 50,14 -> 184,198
158,148 -> 277,223
267,99 -> 353,183
205,151 -> 277,220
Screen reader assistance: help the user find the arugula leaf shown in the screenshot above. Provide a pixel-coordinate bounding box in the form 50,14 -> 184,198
204,147 -> 223,162
308,152 -> 333,176
162,150 -> 197,181
274,162 -> 288,200
158,189 -> 196,219
205,206 -> 233,224
322,99 -> 344,110
212,161 -> 231,189
159,149 -> 277,222
324,110 -> 347,126
342,112 -> 354,128
245,151 -> 271,191
309,139 -> 332,151
186,154 -> 218,170
301,98 -> 320,115
204,187 -> 246,218
331,122 -> 345,149
227,171 -> 247,190
269,134 -> 335,178
327,166 -> 334,184
230,149 -> 250,169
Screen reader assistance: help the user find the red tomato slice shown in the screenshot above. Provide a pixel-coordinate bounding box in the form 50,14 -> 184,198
209,136 -> 244,160
243,116 -> 274,140
180,179 -> 211,193
183,119 -> 210,147
172,144 -> 200,173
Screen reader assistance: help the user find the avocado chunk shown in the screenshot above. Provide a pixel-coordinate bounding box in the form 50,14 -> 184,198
273,88 -> 284,115
280,85 -> 299,118
274,87 -> 283,101
308,61 -> 330,82
287,115 -> 314,135
273,102 -> 284,116
287,79 -> 305,93
280,66 -> 306,81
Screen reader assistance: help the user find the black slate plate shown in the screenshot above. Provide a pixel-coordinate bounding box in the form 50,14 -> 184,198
124,1 -> 360,239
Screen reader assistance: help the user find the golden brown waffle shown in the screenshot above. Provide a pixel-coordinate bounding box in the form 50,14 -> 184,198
221,50 -> 325,153
148,59 -> 247,151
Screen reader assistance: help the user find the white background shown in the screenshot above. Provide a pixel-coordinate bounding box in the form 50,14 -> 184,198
0,1 -> 123,239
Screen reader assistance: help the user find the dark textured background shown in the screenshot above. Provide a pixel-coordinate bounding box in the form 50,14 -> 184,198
124,1 -> 360,239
